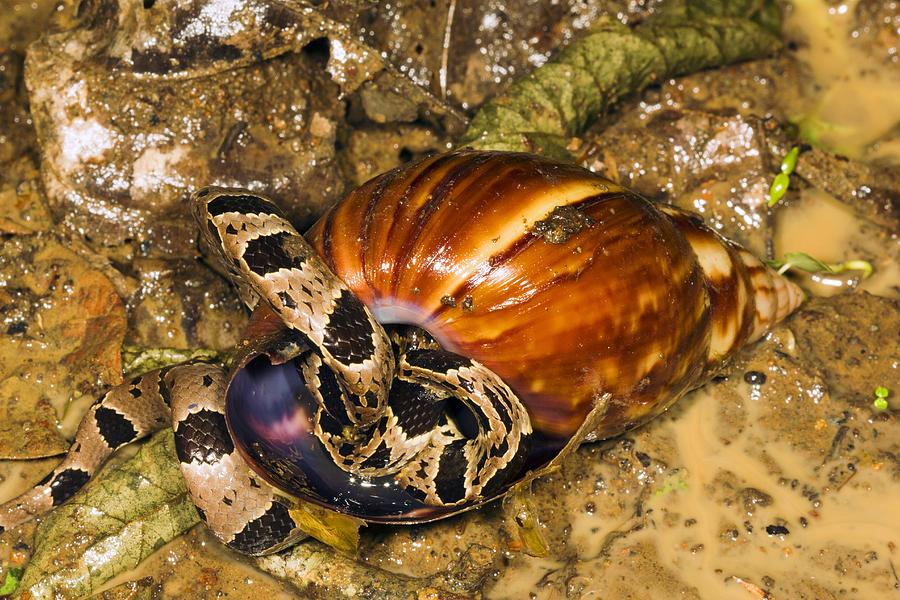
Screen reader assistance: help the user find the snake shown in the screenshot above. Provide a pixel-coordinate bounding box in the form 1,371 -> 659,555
0,188 -> 532,555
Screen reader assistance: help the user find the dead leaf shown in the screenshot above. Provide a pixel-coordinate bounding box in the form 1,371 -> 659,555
0,237 -> 126,458
0,156 -> 51,235
15,431 -> 199,600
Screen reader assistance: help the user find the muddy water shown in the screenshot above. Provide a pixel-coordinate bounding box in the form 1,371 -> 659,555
776,188 -> 900,297
650,389 -> 822,600
782,0 -> 900,163
494,376 -> 900,599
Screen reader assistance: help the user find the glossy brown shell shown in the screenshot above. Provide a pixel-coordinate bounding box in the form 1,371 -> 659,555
306,151 -> 801,439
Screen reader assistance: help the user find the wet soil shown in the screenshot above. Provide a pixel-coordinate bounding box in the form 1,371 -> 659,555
0,1 -> 898,598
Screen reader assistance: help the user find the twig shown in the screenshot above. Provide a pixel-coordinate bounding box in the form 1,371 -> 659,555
725,575 -> 772,599
822,425 -> 849,465
439,0 -> 457,100
836,469 -> 857,492
889,558 -> 899,590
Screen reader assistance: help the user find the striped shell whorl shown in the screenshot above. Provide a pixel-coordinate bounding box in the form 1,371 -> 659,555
307,150 -> 804,439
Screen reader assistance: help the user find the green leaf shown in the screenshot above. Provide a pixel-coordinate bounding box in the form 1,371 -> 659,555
874,386 -> 890,410
15,431 -> 198,600
767,252 -> 835,275
782,252 -> 833,273
780,146 -> 799,174
0,568 -> 22,595
768,172 -> 791,206
460,6 -> 782,154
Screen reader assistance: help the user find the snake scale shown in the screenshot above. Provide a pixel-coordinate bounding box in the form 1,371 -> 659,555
0,188 -> 532,555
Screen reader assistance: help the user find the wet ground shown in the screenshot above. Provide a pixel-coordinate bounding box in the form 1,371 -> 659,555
0,0 -> 898,598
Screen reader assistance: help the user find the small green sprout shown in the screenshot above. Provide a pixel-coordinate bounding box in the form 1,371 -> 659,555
780,145 -> 800,174
873,386 -> 890,411
768,252 -> 830,276
792,113 -> 858,158
837,260 -> 874,279
768,173 -> 790,207
768,146 -> 800,207
0,568 -> 22,595
655,471 -> 688,497
766,252 -> 874,279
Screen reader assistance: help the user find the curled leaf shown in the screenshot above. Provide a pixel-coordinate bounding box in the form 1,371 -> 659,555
502,491 -> 549,557
767,252 -> 833,276
782,251 -> 832,274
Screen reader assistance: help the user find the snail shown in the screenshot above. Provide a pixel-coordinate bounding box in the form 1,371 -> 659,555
0,150 -> 803,555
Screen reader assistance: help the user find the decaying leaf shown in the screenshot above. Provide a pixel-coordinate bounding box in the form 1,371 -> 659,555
502,491 -> 549,558
0,156 -> 51,235
95,527 -> 294,598
120,347 -> 226,380
287,502 -> 364,555
0,237 -> 125,459
255,541 -> 468,600
15,431 -> 199,600
460,1 -> 782,155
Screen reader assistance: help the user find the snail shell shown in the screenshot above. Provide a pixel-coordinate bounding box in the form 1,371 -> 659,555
305,150 -> 803,440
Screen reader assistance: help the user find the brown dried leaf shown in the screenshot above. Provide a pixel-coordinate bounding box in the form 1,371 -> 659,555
0,237 -> 126,459
0,157 -> 51,235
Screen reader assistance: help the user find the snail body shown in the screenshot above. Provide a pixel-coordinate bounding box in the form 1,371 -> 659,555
0,151 -> 802,554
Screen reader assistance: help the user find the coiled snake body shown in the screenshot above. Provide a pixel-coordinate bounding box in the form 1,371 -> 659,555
0,188 -> 532,555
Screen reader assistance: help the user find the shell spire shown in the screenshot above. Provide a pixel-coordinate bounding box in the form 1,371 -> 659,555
659,205 -> 805,368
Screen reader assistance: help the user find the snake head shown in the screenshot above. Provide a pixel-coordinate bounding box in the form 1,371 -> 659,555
190,185 -> 291,312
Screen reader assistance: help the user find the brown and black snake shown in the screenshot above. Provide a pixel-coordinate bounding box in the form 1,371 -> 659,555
0,185 -> 533,555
